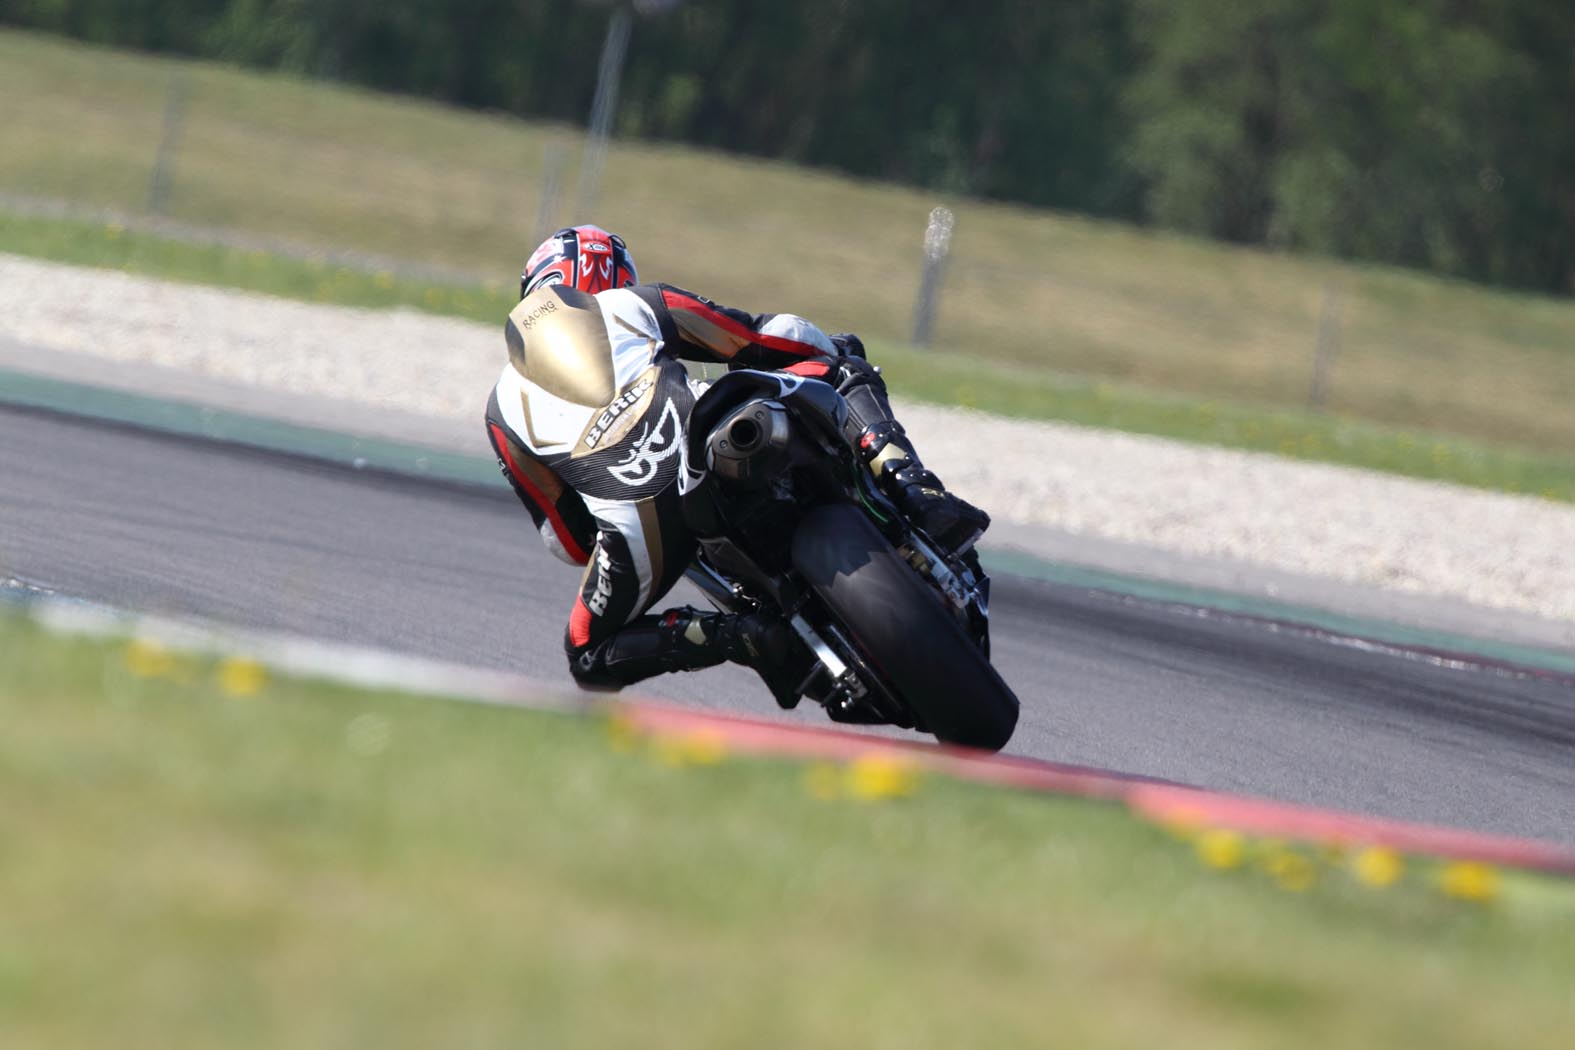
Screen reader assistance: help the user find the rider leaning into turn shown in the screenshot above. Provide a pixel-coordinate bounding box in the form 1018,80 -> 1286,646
484,224 -> 989,695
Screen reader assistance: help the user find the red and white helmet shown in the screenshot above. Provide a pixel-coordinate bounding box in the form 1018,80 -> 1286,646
520,224 -> 638,298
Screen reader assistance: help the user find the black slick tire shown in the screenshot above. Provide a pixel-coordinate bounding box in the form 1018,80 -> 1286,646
790,503 -> 1020,751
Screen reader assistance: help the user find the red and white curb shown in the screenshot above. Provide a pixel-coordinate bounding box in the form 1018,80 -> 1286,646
615,702 -> 1575,876
21,595 -> 1575,877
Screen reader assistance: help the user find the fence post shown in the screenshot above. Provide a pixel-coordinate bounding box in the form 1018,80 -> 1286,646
147,72 -> 190,216
574,6 -> 634,217
911,206 -> 955,348
534,140 -> 568,244
1307,283 -> 1344,412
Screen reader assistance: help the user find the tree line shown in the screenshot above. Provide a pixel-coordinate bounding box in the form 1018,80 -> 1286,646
4,0 -> 1570,295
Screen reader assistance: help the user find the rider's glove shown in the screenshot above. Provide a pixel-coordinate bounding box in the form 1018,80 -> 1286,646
829,332 -> 866,359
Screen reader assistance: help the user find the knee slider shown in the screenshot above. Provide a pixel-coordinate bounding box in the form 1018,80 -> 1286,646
565,646 -> 624,691
564,629 -> 625,691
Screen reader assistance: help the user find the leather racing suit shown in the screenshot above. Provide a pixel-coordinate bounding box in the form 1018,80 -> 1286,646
484,281 -> 970,691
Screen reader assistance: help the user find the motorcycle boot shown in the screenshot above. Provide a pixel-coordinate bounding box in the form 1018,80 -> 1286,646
879,456 -> 991,556
713,609 -> 816,710
835,358 -> 990,555
573,607 -> 811,707
571,606 -> 726,689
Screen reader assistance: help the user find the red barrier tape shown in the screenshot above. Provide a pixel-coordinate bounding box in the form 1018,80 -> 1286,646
616,701 -> 1575,876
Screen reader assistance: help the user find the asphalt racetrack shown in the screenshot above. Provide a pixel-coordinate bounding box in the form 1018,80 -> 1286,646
4,403 -> 1573,844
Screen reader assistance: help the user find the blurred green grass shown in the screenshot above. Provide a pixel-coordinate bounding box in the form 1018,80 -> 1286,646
5,208 -> 1573,503
3,611 -> 1575,1048
3,27 -> 1575,462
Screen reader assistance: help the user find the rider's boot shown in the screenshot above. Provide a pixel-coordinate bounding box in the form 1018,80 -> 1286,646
710,609 -> 815,709
576,607 -> 810,707
877,453 -> 990,556
836,360 -> 990,555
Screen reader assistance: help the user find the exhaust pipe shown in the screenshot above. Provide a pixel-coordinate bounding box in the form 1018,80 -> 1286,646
706,399 -> 791,485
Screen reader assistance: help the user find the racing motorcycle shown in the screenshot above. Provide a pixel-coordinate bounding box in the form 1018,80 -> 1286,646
679,369 -> 1019,751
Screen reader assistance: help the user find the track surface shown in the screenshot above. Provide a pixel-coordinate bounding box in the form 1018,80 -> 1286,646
4,404 -> 1573,844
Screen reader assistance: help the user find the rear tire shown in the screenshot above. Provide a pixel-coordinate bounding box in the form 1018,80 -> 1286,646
790,503 -> 1020,751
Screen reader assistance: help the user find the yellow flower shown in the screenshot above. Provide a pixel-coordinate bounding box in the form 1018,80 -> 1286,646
124,638 -> 174,679
1156,814 -> 1203,842
373,270 -> 395,290
104,222 -> 125,239
654,729 -> 728,768
1262,846 -> 1317,892
604,713 -> 642,754
846,754 -> 921,800
1195,828 -> 1246,870
1351,847 -> 1404,888
682,729 -> 728,765
1438,861 -> 1499,903
216,656 -> 268,697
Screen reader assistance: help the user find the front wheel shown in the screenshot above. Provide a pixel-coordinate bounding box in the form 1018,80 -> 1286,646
790,503 -> 1020,751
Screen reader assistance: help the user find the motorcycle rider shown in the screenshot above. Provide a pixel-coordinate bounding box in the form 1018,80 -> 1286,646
485,223 -> 988,696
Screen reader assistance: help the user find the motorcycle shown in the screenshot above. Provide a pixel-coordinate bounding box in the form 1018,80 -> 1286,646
679,369 -> 1019,751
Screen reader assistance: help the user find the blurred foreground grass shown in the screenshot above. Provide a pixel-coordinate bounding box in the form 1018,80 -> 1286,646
5,208 -> 1574,503
4,29 -> 1575,463
3,610 -> 1575,1048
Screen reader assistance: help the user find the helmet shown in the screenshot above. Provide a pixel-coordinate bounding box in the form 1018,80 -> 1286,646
520,224 -> 638,298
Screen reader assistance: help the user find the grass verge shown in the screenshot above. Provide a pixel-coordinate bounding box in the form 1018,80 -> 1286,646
3,610 -> 1574,1048
5,208 -> 1574,503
